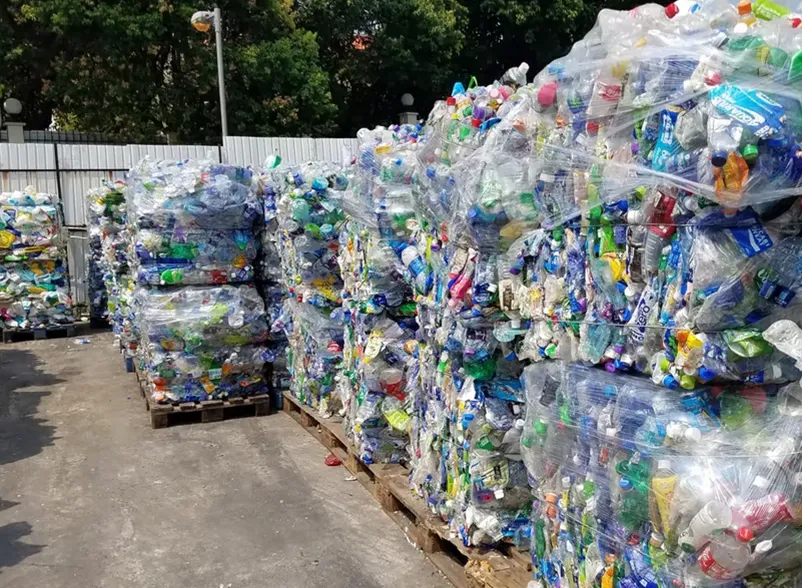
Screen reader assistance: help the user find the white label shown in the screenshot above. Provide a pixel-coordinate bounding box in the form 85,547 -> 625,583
494,489 -> 505,499
512,404 -> 521,415
753,475 -> 770,489
658,460 -> 671,470
606,427 -> 617,438
487,284 -> 498,293
540,173 -> 556,183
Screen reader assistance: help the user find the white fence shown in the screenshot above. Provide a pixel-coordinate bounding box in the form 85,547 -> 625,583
224,136 -> 357,168
0,137 -> 358,306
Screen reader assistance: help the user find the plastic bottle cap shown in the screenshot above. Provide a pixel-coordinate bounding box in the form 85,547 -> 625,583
737,526 -> 755,542
755,540 -> 773,554
733,22 -> 748,34
619,477 -> 633,490
537,82 -> 558,107
737,0 -> 752,15
711,150 -> 728,168
742,144 -> 759,164
665,3 -> 679,18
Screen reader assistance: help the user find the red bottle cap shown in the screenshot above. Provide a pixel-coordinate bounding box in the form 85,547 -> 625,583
587,120 -> 600,134
665,3 -> 679,18
737,0 -> 752,15
737,526 -> 755,542
446,96 -> 456,106
537,82 -> 558,107
472,118 -> 481,128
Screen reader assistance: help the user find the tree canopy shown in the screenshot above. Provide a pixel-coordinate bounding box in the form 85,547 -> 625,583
1,0 -> 650,141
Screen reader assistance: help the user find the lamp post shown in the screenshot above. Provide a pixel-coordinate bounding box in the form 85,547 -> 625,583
191,7 -> 228,138
1,98 -> 25,143
399,93 -> 418,125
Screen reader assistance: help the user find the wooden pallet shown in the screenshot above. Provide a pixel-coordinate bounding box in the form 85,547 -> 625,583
282,392 -> 532,588
135,366 -> 270,429
2,323 -> 77,344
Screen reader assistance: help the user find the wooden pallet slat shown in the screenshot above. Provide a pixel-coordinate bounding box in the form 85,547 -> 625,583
280,391 -> 530,588
2,323 -> 77,344
134,365 -> 271,428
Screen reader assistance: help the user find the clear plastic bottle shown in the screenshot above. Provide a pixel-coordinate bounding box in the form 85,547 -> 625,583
697,534 -> 752,580
679,500 -> 733,552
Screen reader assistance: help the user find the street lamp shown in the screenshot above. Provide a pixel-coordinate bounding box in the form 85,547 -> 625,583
1,98 -> 25,143
191,7 -> 228,139
399,93 -> 417,125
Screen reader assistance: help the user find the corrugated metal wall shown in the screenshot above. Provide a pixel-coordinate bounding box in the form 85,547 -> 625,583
0,143 -> 223,309
223,136 -> 358,168
0,138 -> 355,307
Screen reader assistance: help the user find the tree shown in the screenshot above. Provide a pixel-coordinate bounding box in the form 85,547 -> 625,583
297,0 -> 468,135
7,0 -> 337,142
0,3 -> 58,129
451,0 -> 655,93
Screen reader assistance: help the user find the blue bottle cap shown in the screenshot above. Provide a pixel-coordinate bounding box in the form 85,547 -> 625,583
711,150 -> 728,168
619,477 -> 633,490
698,366 -> 716,382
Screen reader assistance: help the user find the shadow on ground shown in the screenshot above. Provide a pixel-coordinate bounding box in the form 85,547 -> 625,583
0,350 -> 55,572
0,521 -> 46,570
0,349 -> 62,466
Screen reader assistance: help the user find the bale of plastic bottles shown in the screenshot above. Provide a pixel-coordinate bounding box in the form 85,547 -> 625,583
127,159 -> 269,403
132,284 -> 270,402
274,162 -> 348,414
336,124 -> 422,464
0,188 -> 73,329
254,162 -> 292,403
86,181 -> 132,344
373,3 -> 802,587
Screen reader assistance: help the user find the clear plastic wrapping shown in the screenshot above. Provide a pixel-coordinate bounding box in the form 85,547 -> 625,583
86,181 -> 129,326
126,159 -> 267,402
134,284 -> 268,352
522,361 -> 802,586
0,190 -> 63,261
0,188 -> 72,329
127,158 -> 260,230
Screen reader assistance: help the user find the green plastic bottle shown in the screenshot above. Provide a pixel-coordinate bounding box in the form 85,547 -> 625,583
752,0 -> 789,20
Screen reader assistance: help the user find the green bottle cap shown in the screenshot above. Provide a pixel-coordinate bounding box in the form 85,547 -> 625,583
742,143 -> 759,164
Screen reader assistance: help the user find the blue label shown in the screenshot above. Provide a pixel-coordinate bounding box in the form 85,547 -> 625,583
708,85 -> 785,139
729,223 -> 773,257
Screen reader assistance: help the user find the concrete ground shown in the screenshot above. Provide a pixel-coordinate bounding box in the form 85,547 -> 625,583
0,331 -> 451,588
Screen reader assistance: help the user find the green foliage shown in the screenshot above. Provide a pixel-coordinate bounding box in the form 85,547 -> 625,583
0,0 -> 657,139
297,0 -> 468,135
0,3 -> 57,129
3,0 -> 337,142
